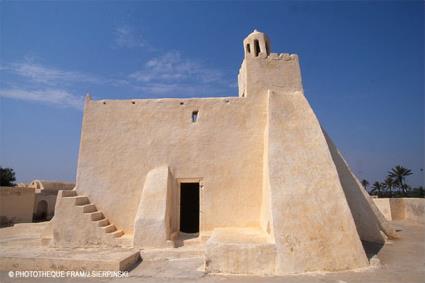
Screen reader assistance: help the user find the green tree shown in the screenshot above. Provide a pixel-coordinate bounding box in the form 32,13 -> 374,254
384,176 -> 395,198
0,167 -> 16,187
388,165 -> 413,196
370,181 -> 384,198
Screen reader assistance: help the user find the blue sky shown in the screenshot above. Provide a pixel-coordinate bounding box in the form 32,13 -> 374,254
0,1 -> 423,187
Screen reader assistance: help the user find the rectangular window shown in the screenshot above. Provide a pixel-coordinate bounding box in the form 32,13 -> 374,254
192,111 -> 199,123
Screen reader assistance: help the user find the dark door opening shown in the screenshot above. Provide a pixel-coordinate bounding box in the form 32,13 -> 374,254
33,200 -> 48,222
180,182 -> 199,233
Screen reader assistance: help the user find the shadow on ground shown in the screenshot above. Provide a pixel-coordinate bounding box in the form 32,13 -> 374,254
361,240 -> 384,260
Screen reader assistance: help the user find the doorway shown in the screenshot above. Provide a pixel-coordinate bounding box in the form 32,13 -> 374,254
34,200 -> 48,222
179,182 -> 199,233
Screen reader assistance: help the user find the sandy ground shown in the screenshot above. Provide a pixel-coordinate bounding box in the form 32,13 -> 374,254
0,220 -> 423,283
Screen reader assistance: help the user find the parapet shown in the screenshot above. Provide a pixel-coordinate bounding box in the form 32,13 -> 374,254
267,53 -> 298,61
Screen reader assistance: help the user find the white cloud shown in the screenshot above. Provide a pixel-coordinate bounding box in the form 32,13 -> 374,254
2,62 -> 101,85
0,88 -> 84,109
114,26 -> 145,48
1,61 -> 135,89
0,62 -> 93,109
128,51 -> 230,96
129,51 -> 223,84
0,47 -> 233,106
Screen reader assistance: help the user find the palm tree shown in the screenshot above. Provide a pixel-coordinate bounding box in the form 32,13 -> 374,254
384,176 -> 395,198
0,167 -> 16,187
370,181 -> 384,198
388,165 -> 413,196
361,179 -> 369,191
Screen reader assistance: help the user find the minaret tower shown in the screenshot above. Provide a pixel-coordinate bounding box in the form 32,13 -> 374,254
243,29 -> 271,59
238,30 -> 303,98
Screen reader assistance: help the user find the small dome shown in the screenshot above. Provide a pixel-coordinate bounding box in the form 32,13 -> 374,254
246,29 -> 266,37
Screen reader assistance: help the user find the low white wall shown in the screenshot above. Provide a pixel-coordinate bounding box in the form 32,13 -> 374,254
0,187 -> 35,225
373,199 -> 392,221
373,198 -> 424,224
404,199 -> 424,224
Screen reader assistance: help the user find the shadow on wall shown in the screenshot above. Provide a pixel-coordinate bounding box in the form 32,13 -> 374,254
361,241 -> 384,260
33,200 -> 48,222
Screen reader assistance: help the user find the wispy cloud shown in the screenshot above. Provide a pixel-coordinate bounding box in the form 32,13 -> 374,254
1,33 -> 234,108
0,61 -> 94,109
114,26 -> 145,49
0,88 -> 83,109
130,51 -> 222,83
128,51 -> 228,95
2,62 -> 101,85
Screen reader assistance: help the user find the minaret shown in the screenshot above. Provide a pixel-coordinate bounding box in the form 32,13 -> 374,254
238,30 -> 303,98
243,29 -> 271,59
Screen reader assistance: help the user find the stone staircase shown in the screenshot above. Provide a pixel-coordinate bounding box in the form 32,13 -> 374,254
61,190 -> 125,239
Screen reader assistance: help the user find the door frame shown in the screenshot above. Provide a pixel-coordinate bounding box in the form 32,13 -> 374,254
176,178 -> 203,236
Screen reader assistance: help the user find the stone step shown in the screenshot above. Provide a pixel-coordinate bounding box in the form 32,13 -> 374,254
173,235 -> 203,248
95,218 -> 110,227
80,204 -> 97,213
141,247 -> 205,261
0,249 -> 142,272
62,190 -> 77,197
89,211 -> 104,221
131,255 -> 205,278
110,230 -> 124,238
60,192 -> 125,241
74,196 -> 90,205
102,224 -> 117,233
181,238 -> 202,247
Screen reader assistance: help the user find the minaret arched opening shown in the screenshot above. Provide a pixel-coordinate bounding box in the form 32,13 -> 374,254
254,39 -> 260,57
